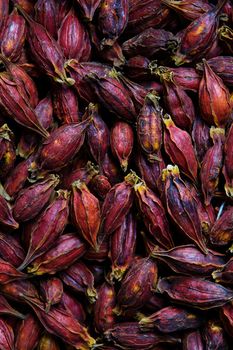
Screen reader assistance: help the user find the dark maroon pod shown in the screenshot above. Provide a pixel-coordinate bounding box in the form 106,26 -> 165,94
94,282 -> 116,333
124,56 -> 151,81
0,232 -> 25,267
183,330 -> 204,350
35,0 -> 57,38
202,320 -> 228,350
0,194 -> 19,230
40,277 -> 63,312
76,0 -> 102,21
15,313 -> 42,350
192,115 -> 211,164
53,85 -> 79,124
60,290 -> 86,324
89,175 -> 112,200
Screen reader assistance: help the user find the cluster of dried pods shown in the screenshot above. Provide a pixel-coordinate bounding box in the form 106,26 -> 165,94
0,0 -> 232,349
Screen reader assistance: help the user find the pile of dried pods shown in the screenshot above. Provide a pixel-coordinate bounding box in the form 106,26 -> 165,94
0,0 -> 232,349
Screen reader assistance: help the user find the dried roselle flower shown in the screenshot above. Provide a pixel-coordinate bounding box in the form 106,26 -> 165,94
110,121 -> 134,172
204,37 -> 223,60
1,8 -> 26,62
161,0 -> 212,20
199,59 -> 232,126
200,127 -> 225,205
17,132 -> 38,159
37,333 -> 60,350
0,194 -> 18,230
40,277 -> 63,312
163,114 -> 198,182
223,123 -> 233,197
162,165 -> 207,253
192,115 -> 211,164
12,0 -> 35,15
117,257 -> 158,312
35,0 -> 57,39
88,264 -> 105,285
53,85 -> 79,124
0,294 -> 24,319
13,174 -> 59,222
98,41 -> 125,67
60,261 -> 97,303
213,258 -> 233,284
0,124 -> 16,180
219,25 -> 233,54
0,318 -> 14,350
183,330 -> 204,350
0,280 -> 40,304
39,118 -> 91,171
0,258 -> 26,284
89,175 -> 111,200
84,239 -> 109,263
60,291 -> 86,324
158,276 -> 233,309
110,212 -> 136,281
202,320 -> 228,349
124,56 -> 151,81
76,0 -> 101,20
15,313 -> 42,350
144,292 -> 166,312
62,160 -> 98,190
0,232 -> 25,267
102,152 -> 121,185
35,94 -> 53,130
55,0 -> 71,24
94,282 -> 116,333
221,302 -> 233,337
71,180 -> 100,250
209,206 -> 233,246
134,180 -> 174,249
151,245 -> 225,276
137,92 -> 162,162
0,1 -> 9,43
122,28 -> 174,58
19,189 -> 69,270
173,0 -> 227,65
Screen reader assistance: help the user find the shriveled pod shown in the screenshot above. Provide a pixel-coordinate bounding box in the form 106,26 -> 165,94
223,123 -> 233,197
192,115 -> 211,164
124,56 -> 151,81
15,313 -> 42,350
0,318 -> 14,350
221,303 -> 233,337
0,258 -> 26,284
110,121 -> 134,172
40,277 -> 63,312
137,92 -> 163,162
161,0 -> 212,20
0,0 -> 9,42
213,258 -> 233,284
97,41 -> 126,68
94,282 -> 116,333
162,114 -> 198,182
53,85 -> 79,124
0,194 -> 19,230
35,0 -> 57,38
162,165 -> 207,253
200,127 -> 225,205
219,25 -> 233,54
0,232 -> 25,267
37,333 -> 60,350
12,0 -> 35,15
0,124 -> 16,180
0,280 -> 40,304
102,152 -> 121,185
199,59 -> 232,126
209,206 -> 233,247
183,330 -> 204,350
202,320 -> 228,349
0,294 -> 25,319
55,0 -> 71,23
84,239 -> 109,263
76,0 -> 102,20
89,174 -> 111,200
60,291 -> 86,324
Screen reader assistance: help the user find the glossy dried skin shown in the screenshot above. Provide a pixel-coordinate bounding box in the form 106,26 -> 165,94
53,85 -> 79,124
60,291 -> 86,324
200,127 -> 225,205
71,181 -> 101,250
0,258 -> 26,284
151,245 -> 225,276
0,294 -> 25,319
0,0 -> 9,42
125,55 -> 151,81
202,320 -> 228,350
192,115 -> 211,164
40,278 -> 63,311
15,313 -> 42,350
196,56 -> 233,86
19,190 -> 70,270
0,194 -> 19,230
0,232 -> 25,267
223,123 -> 233,196
0,124 -> 16,180
0,318 -> 14,350
37,334 -> 60,350
28,233 -> 86,275
84,239 -> 109,262
158,276 -> 233,309
162,165 -> 207,253
220,303 -> 233,337
89,175 -> 111,200
13,174 -> 59,222
0,280 -> 40,304
183,330 -> 204,350
98,41 -> 126,67
161,0 -> 212,20
76,0 -> 101,20
35,94 -> 53,130
94,282 -> 116,333
102,152 -> 121,185
163,115 -> 198,181
213,258 -> 233,284
118,74 -> 147,112
209,206 -> 233,246
35,0 -> 57,38
62,161 -> 98,190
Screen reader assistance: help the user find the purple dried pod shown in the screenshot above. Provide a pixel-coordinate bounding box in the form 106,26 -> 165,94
12,0 -> 35,15
61,160 -> 98,190
151,245 -> 225,276
213,258 -> 233,285
35,0 -> 57,38
53,85 -> 79,124
209,206 -> 233,246
157,276 -> 233,309
183,330 -> 204,350
223,123 -> 233,197
58,9 -> 91,61
18,189 -> 70,270
89,175 -> 111,200
84,239 -> 109,263
220,303 -> 233,337
0,318 -> 14,350
196,56 -> 233,86
40,277 -> 63,312
200,127 -> 225,205
94,282 -> 116,333
161,0 -> 212,20
39,118 -> 91,171
60,261 -> 97,303
102,152 -> 121,185
15,313 -> 42,350
37,333 -> 60,350
0,294 -> 25,319
60,291 -> 86,324
0,232 -> 25,267
139,306 -> 202,332
202,320 -> 228,350
35,94 -> 53,130
76,0 -> 101,20
124,56 -> 151,81
117,257 -> 158,312
17,132 -> 38,159
0,1 -> 9,43
0,258 -> 26,284
0,194 -> 19,230
192,115 -> 211,164
144,293 -> 166,312
162,165 -> 207,253
88,264 -> 105,285
55,0 -> 71,24
28,233 -> 86,275
13,174 -> 59,222
0,280 -> 40,304
0,124 -> 16,180
98,41 -> 126,68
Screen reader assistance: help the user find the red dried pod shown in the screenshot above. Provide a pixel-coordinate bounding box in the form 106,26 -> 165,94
0,280 -> 40,304
0,294 -> 25,319
0,194 -> 19,230
199,60 -> 232,126
110,212 -> 136,281
162,165 -> 207,253
71,180 -> 101,250
134,181 -> 174,249
28,233 -> 86,275
144,292 -> 166,312
58,9 -> 91,61
161,0 -> 212,20
209,206 -> 233,246
137,92 -> 163,162
223,123 -> 233,197
17,132 -> 38,159
40,277 -> 63,312
202,320 -> 228,349
122,28 -> 174,58
0,1 -> 9,42
117,257 -> 158,312
98,41 -> 126,68
151,245 -> 225,276
213,258 -> 233,285
84,239 -> 109,263
60,261 -> 97,303
158,276 -> 233,309
76,0 -> 101,21
0,232 -> 25,267
13,174 -> 59,222
35,0 -> 57,38
37,333 -> 60,350
53,85 -> 79,124
94,282 -> 116,333
15,313 -> 42,350
18,189 -> 70,270
0,258 -> 26,284
163,114 -> 198,182
124,56 -> 151,81
12,0 -> 35,15
60,291 -> 86,324
55,0 -> 71,24
220,303 -> 233,337
110,121 -> 134,172
0,124 -> 16,180
192,115 -> 211,164
183,330 -> 204,350
89,175 -> 111,200
173,0 -> 227,65
35,94 -> 54,130
200,127 -> 225,205
39,118 -> 91,171
0,318 -> 14,350
102,152 -> 121,185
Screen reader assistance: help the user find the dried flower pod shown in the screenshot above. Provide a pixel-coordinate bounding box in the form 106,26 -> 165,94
71,180 -> 100,250
28,233 -> 86,275
192,115 -> 211,164
13,174 -> 59,222
84,239 -> 109,263
89,175 -> 111,200
220,303 -> 233,337
161,0 -> 212,20
55,0 -> 71,24
162,165 -> 207,253
110,121 -> 134,172
19,190 -> 70,270
0,232 -> 25,267
0,258 -> 26,284
53,85 -> 79,124
124,56 -> 151,81
15,313 -> 42,350
60,291 -> 86,324
199,60 -> 232,126
94,282 -> 116,333
200,127 -> 225,205
0,318 -> 14,350
61,161 -> 98,190
40,278 -> 63,312
158,276 -> 233,309
12,0 -> 35,15
202,320 -> 228,349
151,245 -> 225,276
102,152 -> 121,185
183,330 -> 204,350
35,0 -> 57,38
98,41 -> 126,68
39,118 -> 91,171
0,194 -> 19,230
209,206 -> 233,246
0,280 -> 40,304
213,257 -> 233,284
219,25 -> 233,54
35,94 -> 54,130
0,0 -> 9,42
0,124 -> 16,180
223,123 -> 233,197
37,333 -> 60,350
0,294 -> 25,319
76,0 -> 101,20
137,92 -> 162,162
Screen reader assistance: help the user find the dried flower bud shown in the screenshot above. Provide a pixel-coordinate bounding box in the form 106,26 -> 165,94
0,294 -> 25,319
76,0 -> 101,20
0,258 -> 26,284
37,333 -> 60,350
0,232 -> 25,267
0,194 -> 19,230
0,124 -> 16,180
183,330 -> 204,350
161,0 -> 212,20
53,85 -> 79,124
0,318 -> 14,350
89,175 -> 111,200
15,313 -> 42,350
60,291 -> 86,324
40,277 -> 63,312
94,282 -> 116,333
202,320 -> 228,349
35,0 -> 57,38
213,257 -> 233,284
209,206 -> 233,246
192,115 -> 211,164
